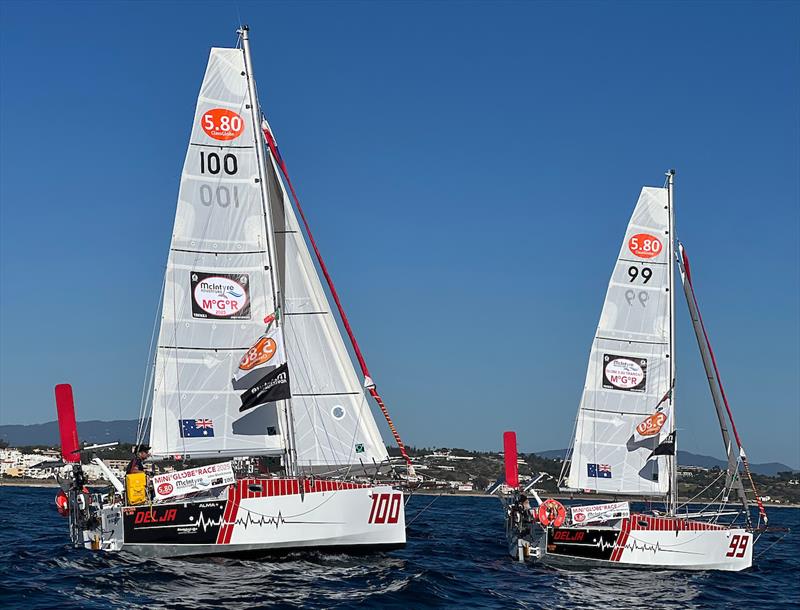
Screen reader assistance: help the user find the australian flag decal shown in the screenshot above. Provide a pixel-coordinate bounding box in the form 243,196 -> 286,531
180,418 -> 215,438
587,463 -> 612,479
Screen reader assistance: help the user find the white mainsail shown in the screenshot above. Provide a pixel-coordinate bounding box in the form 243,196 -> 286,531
150,44 -> 389,469
264,127 -> 389,471
150,48 -> 285,457
565,186 -> 674,496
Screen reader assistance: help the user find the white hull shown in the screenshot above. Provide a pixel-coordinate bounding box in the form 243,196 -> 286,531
79,479 -> 405,558
508,512 -> 753,572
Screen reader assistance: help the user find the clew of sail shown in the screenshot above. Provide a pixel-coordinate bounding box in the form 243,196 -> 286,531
565,187 -> 673,496
263,122 -> 389,471
149,48 -> 285,457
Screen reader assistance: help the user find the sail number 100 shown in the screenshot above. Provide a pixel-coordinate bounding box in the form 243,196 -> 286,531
200,151 -> 238,175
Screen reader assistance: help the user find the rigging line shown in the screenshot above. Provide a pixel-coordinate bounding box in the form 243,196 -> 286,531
136,267 -> 166,447
261,122 -> 414,473
754,530 -> 790,561
407,493 -> 442,526
677,469 -> 727,512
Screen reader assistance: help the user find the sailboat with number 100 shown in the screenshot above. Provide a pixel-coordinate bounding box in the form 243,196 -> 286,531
52,26 -> 414,558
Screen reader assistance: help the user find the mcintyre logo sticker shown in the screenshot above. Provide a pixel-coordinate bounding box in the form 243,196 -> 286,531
191,272 -> 251,320
602,354 -> 647,392
201,108 -> 245,141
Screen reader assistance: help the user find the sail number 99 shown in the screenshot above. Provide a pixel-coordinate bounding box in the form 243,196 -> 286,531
628,266 -> 652,283
200,152 -> 238,175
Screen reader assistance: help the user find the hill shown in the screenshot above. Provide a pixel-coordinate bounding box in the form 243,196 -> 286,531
0,419 -> 140,446
534,449 -> 796,477
1,421 -> 795,476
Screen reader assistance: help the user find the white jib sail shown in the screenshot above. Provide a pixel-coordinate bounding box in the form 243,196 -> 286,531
566,186 -> 674,496
264,127 -> 389,471
150,48 -> 285,457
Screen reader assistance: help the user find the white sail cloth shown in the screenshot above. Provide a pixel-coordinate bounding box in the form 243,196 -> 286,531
566,187 -> 674,496
150,46 -> 389,469
265,143 -> 389,470
150,48 -> 285,457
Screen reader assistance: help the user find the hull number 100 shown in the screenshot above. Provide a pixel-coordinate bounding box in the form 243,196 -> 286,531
368,493 -> 402,524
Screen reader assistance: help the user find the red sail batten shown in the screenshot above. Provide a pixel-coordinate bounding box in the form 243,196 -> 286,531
261,124 -> 413,471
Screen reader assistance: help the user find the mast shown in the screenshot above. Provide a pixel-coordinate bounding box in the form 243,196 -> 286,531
666,169 -> 678,515
239,25 -> 298,475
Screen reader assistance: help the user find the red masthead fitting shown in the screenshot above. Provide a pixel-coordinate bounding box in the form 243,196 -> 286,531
54,384 -> 80,463
503,431 -> 519,488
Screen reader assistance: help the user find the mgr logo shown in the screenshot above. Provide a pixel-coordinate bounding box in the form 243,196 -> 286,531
190,271 -> 251,320
368,493 -> 402,524
602,354 -> 647,392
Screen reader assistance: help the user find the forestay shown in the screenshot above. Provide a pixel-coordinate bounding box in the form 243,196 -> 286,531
150,48 -> 285,457
264,127 -> 389,471
566,187 -> 674,496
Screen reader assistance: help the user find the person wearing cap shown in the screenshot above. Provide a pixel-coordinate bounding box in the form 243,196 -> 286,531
126,444 -> 151,475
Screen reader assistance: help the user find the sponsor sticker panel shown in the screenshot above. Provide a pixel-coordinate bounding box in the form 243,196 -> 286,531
602,354 -> 647,392
627,233 -> 663,259
190,271 -> 251,320
152,461 -> 235,501
201,108 -> 245,141
635,409 -> 669,440
571,501 -> 630,525
123,501 -> 226,545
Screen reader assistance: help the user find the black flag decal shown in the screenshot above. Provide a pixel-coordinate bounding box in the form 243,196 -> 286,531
239,363 -> 291,412
648,431 -> 676,460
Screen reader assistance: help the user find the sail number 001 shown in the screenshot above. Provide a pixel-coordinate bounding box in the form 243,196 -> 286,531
199,152 -> 240,208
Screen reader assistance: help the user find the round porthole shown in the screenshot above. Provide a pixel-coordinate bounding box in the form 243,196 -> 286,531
331,405 -> 346,420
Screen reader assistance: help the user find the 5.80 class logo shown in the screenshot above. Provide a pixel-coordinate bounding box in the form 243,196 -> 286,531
239,337 -> 277,370
190,271 -> 251,320
628,233 -> 662,259
201,108 -> 245,141
636,411 -> 668,437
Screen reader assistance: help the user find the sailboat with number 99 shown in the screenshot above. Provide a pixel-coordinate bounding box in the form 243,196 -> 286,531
499,171 -> 774,571
52,26 -> 413,558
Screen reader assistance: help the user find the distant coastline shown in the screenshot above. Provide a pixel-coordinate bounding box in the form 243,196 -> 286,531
4,479 -> 797,509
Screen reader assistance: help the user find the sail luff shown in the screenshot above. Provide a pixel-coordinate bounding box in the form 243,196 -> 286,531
666,170 -> 678,514
239,26 -> 298,474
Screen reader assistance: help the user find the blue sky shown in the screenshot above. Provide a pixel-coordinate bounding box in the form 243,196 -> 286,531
1,1 -> 798,467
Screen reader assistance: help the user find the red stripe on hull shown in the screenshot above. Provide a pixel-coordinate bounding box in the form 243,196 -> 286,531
612,518 -> 631,561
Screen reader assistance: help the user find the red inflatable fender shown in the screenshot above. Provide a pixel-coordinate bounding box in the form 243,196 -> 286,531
55,490 -> 69,516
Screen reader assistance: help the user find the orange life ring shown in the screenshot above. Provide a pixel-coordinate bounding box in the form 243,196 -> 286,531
538,499 -> 566,528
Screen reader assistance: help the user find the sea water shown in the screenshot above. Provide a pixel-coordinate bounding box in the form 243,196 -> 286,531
1,487 -> 797,609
